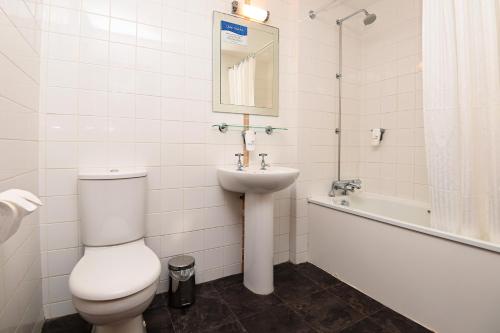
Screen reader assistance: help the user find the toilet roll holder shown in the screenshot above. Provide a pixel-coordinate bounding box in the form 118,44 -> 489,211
0,189 -> 43,244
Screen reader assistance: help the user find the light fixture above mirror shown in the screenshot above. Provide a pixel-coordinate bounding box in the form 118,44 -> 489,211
231,1 -> 270,22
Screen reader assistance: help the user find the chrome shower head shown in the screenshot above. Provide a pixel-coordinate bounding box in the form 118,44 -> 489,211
363,12 -> 377,25
337,9 -> 377,26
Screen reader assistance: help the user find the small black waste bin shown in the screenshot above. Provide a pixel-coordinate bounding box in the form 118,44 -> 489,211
168,255 -> 195,308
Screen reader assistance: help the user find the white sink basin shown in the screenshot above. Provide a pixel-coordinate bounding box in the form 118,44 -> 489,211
217,166 -> 300,194
217,165 -> 300,295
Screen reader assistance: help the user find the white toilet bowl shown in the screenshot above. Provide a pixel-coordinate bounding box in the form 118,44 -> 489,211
70,239 -> 161,333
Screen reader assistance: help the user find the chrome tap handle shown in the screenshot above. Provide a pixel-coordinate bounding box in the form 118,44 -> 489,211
235,153 -> 244,171
258,153 -> 270,170
349,179 -> 362,189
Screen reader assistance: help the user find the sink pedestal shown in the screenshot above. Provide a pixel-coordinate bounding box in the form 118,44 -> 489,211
217,166 -> 300,295
243,192 -> 274,295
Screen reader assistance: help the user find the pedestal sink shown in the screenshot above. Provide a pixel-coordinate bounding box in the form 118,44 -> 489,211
217,166 -> 300,295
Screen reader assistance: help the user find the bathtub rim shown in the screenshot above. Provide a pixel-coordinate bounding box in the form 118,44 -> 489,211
308,195 -> 500,254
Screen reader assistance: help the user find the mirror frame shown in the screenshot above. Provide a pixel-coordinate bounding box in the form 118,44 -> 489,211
212,11 -> 279,117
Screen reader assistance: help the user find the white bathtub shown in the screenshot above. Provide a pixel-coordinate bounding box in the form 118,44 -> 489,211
308,193 -> 500,333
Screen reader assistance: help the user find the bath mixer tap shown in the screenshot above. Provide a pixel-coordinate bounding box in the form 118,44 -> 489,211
329,179 -> 362,196
235,153 -> 244,171
259,153 -> 270,170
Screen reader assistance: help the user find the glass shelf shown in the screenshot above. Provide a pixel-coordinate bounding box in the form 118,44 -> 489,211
212,123 -> 288,135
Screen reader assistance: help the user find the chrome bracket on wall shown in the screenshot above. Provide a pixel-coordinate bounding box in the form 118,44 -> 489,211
264,126 -> 274,135
336,73 -> 342,79
216,123 -> 229,133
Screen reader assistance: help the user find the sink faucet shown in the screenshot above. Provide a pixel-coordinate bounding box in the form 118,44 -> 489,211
259,153 -> 270,170
329,179 -> 362,197
235,153 -> 244,171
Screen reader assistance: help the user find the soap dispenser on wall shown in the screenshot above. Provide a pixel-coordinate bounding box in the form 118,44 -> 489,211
243,130 -> 256,152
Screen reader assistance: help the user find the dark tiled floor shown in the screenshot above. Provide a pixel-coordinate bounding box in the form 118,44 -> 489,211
42,262 -> 433,333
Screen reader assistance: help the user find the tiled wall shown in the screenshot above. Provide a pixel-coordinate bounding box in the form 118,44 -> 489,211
38,0 -> 299,318
290,0 -> 425,263
358,0 -> 426,201
289,0 -> 363,263
0,0 -> 44,332
0,0 -> 428,324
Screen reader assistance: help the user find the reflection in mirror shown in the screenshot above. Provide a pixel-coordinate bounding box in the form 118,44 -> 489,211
221,23 -> 274,108
212,12 -> 279,116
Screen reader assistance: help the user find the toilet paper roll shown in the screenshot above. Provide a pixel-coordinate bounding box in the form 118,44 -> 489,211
0,189 -> 42,244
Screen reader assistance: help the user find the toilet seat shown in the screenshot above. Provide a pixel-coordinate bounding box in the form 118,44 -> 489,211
72,279 -> 159,327
70,239 -> 161,301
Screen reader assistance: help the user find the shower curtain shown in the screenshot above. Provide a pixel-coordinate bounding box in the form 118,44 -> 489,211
422,0 -> 500,241
228,56 -> 256,106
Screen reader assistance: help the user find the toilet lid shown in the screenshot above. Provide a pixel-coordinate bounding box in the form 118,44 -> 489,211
69,239 -> 161,301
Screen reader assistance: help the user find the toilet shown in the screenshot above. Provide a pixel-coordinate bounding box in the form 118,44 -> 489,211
69,170 -> 161,333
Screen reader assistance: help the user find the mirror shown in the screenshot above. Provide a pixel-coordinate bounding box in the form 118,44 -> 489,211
212,12 -> 279,116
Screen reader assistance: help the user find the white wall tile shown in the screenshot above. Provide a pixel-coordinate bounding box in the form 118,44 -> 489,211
45,169 -> 78,196
80,38 -> 109,65
110,42 -> 136,69
46,87 -> 78,115
204,227 -> 225,249
137,24 -> 162,49
79,116 -> 108,141
136,95 -> 161,119
48,275 -> 71,303
161,233 -> 183,257
80,12 -> 109,40
46,142 -> 78,168
50,7 -> 80,35
47,60 -> 79,88
46,114 -> 77,141
110,18 -> 137,45
138,0 -> 162,27
0,2 -> 43,329
47,248 -> 80,276
79,64 -> 109,91
204,247 -> 223,270
110,0 -> 137,21
48,33 -> 79,61
109,92 -> 135,117
46,222 -> 78,250
82,0 -> 110,15
79,90 -> 108,116
183,208 -> 204,232
46,196 -> 78,223
109,67 -> 136,93
38,0 -> 302,319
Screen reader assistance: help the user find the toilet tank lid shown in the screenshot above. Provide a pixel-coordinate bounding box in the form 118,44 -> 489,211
79,169 -> 147,180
